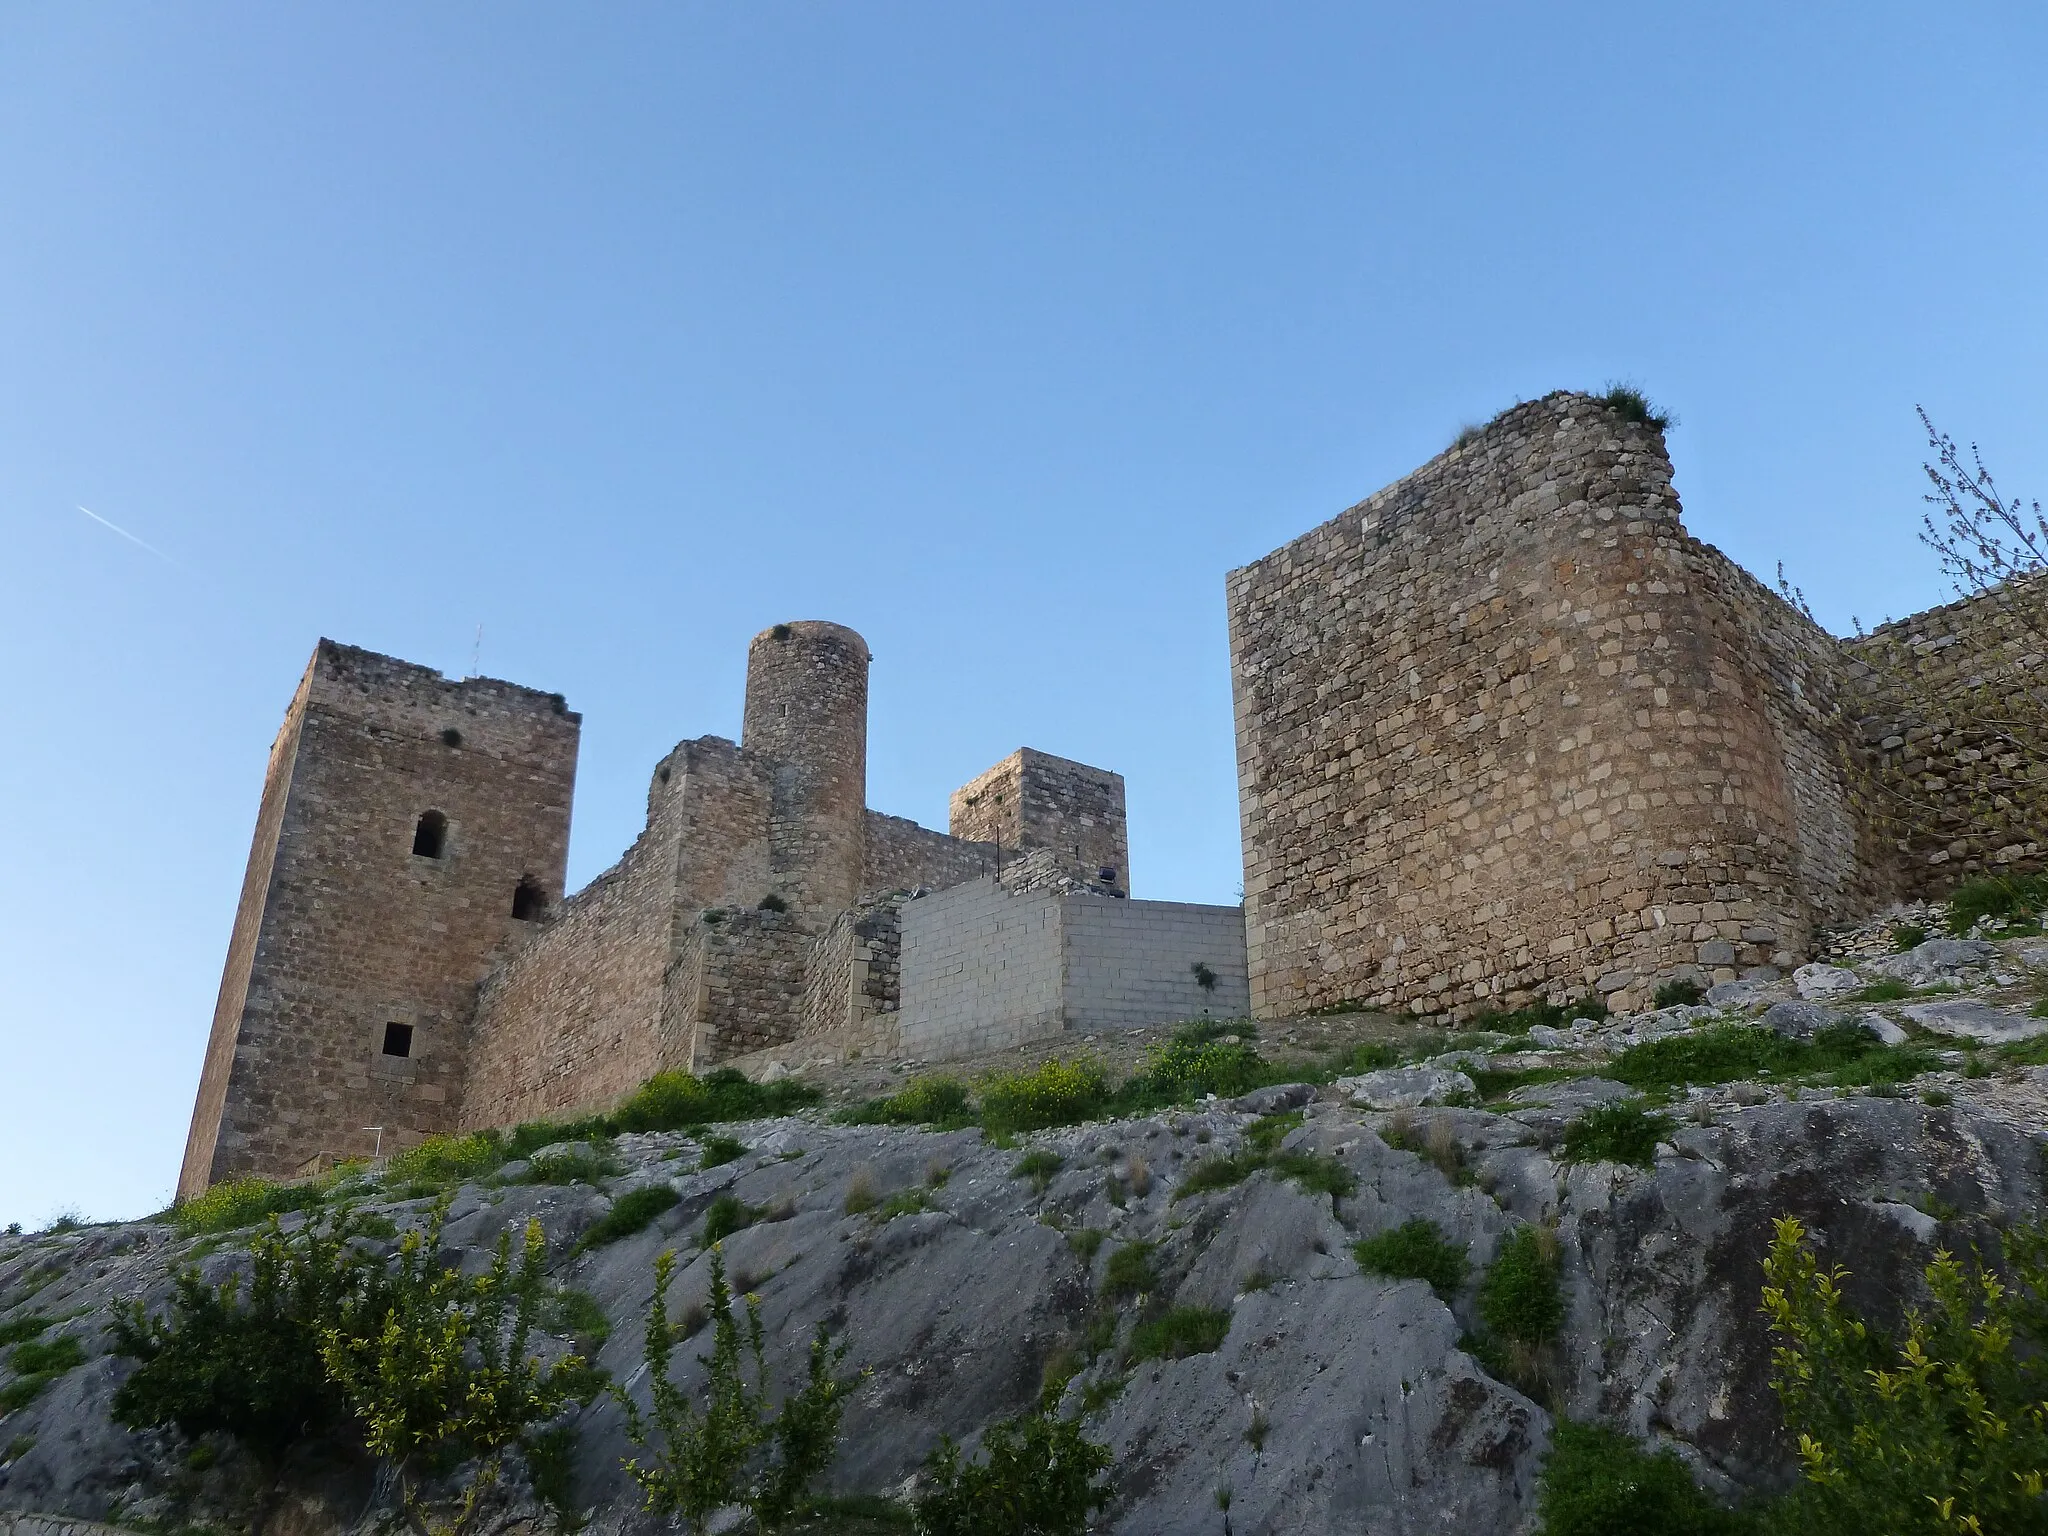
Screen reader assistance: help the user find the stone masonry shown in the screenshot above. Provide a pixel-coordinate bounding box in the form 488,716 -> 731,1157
1228,390 -> 2043,1022
183,622 -> 1146,1187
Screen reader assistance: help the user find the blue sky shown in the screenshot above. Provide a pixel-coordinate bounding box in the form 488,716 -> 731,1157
4,4 -> 2044,1228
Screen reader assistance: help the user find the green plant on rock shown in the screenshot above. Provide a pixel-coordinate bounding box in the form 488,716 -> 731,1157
1596,383 -> 1674,431
699,1135 -> 748,1170
620,1247 -> 853,1535
1102,1241 -> 1158,1302
321,1206 -> 599,1536
911,1412 -> 1114,1536
703,1193 -> 757,1246
171,1173 -> 328,1236
387,1132 -> 505,1188
1125,1306 -> 1230,1364
1653,979 -> 1706,1010
1560,1101 -> 1672,1169
978,1059 -> 1110,1136
0,1332 -> 84,1414
581,1184 -> 682,1250
111,1205 -> 386,1498
1010,1150 -> 1064,1194
1471,1224 -> 1565,1399
1534,1418 -> 1753,1535
836,1076 -> 975,1129
1355,1220 -> 1469,1300
1944,873 -> 2048,936
1760,1213 -> 2048,1536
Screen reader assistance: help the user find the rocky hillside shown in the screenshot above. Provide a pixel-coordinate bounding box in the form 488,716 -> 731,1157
2,924 -> 2045,1535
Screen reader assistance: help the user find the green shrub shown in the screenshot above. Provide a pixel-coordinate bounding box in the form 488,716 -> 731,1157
1243,1110 -> 1302,1154
699,1135 -> 747,1170
0,1315 -> 51,1349
757,893 -> 789,913
1560,1101 -> 1671,1169
835,1076 -> 974,1128
1102,1241 -> 1158,1301
1760,1213 -> 2048,1536
1355,1220 -> 1468,1299
324,1207 -> 599,1536
1480,1226 -> 1563,1349
1169,1018 -> 1256,1045
112,1206 -> 386,1470
386,1131 -> 505,1187
1609,1023 -> 1936,1094
1126,1037 -> 1269,1101
1652,979 -> 1706,1010
1468,993 -> 1609,1035
1268,1151 -> 1356,1200
611,1069 -> 819,1134
540,1287 -> 612,1347
1175,1152 -> 1263,1200
1126,1306 -> 1230,1364
1850,979 -> 1911,1003
1535,1418 -> 1753,1535
1944,873 -> 2048,935
875,1188 -> 935,1222
1596,383 -> 1674,431
0,1331 -> 85,1412
1891,923 -> 1928,952
911,1412 -> 1113,1536
1010,1150 -> 1064,1193
701,1193 -> 754,1246
580,1184 -> 681,1250
979,1059 -> 1110,1136
620,1248 -> 851,1535
1067,1229 -> 1105,1263
172,1174 -> 326,1236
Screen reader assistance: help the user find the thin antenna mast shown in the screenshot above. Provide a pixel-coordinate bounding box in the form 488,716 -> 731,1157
470,624 -> 483,679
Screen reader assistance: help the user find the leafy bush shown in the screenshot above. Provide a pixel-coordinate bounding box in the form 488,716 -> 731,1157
621,1248 -> 852,1535
323,1208 -> 598,1536
1849,979 -> 1911,1003
1243,1110 -> 1302,1154
1355,1220 -> 1468,1299
540,1287 -> 612,1347
1560,1101 -> 1671,1169
1609,1024 -> 1936,1094
1010,1150 -> 1064,1193
1652,979 -> 1706,1010
0,1332 -> 84,1413
1067,1229 -> 1105,1263
911,1412 -> 1113,1536
386,1132 -> 505,1187
1126,1306 -> 1230,1364
1125,1037 -> 1267,1102
172,1174 -> 326,1236
1102,1241 -> 1158,1301
580,1185 -> 681,1250
1535,1419 -> 1752,1535
701,1193 -> 754,1246
0,1315 -> 51,1349
1944,873 -> 2048,935
611,1069 -> 819,1134
1480,1226 -> 1563,1350
112,1206 -> 383,1468
1268,1151 -> 1356,1200
836,1076 -> 974,1129
1760,1214 -> 2048,1535
1174,1152 -> 1264,1199
978,1060 -> 1110,1136
1597,383 -> 1674,431
699,1135 -> 747,1170
1891,923 -> 1928,952
1468,994 -> 1609,1035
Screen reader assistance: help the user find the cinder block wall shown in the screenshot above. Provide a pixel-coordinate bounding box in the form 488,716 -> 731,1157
1060,894 -> 1249,1030
898,878 -> 1065,1059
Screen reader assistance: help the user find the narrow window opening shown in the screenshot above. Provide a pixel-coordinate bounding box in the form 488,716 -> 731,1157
412,810 -> 447,859
511,878 -> 547,921
381,1022 -> 414,1058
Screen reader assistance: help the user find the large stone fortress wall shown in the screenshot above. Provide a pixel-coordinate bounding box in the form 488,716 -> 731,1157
1228,391 -> 2042,1022
183,622 -> 1154,1185
178,643 -> 579,1198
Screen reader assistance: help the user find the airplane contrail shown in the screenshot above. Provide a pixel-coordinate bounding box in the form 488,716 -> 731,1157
77,505 -> 182,568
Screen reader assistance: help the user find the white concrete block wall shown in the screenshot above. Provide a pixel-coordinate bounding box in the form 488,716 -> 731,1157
898,877 -> 1065,1060
896,878 -> 1249,1063
1060,893 -> 1249,1031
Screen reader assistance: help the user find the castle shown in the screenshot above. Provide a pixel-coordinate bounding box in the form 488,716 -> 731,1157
179,391 -> 2043,1194
179,622 -> 1249,1196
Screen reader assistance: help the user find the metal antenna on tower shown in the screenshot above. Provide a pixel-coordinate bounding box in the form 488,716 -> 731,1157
470,624 -> 483,679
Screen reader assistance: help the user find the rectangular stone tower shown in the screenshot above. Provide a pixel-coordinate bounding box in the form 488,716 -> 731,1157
950,748 -> 1130,895
178,641 -> 578,1196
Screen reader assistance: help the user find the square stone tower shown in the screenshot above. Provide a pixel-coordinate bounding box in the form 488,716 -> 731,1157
950,748 -> 1130,895
178,641 -> 578,1196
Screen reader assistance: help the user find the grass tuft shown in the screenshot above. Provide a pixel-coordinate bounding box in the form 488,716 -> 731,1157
1596,383 -> 1674,430
1560,1100 -> 1671,1168
1126,1306 -> 1230,1364
579,1184 -> 680,1249
1355,1219 -> 1468,1299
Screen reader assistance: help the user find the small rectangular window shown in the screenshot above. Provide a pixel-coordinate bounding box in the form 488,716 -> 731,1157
381,1022 -> 414,1058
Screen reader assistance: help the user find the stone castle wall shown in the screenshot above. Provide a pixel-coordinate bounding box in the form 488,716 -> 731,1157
863,810 -> 999,898
1845,578 -> 2047,885
1228,394 -> 1861,1020
180,642 -> 578,1193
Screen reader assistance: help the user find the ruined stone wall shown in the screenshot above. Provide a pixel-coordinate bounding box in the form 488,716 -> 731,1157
950,748 -> 1130,894
180,642 -> 578,1193
862,810 -> 998,898
1845,578 -> 2048,887
1228,393 -> 1826,1021
788,897 -> 904,1064
460,736 -> 774,1129
680,909 -> 814,1068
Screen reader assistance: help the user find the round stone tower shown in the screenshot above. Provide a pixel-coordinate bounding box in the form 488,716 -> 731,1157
741,620 -> 870,918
